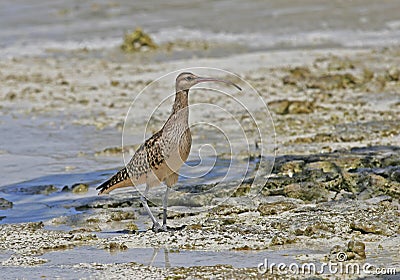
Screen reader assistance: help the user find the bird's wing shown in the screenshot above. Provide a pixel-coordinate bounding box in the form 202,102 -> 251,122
97,130 -> 166,194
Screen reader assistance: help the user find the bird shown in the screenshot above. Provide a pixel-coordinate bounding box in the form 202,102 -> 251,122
97,72 -> 241,232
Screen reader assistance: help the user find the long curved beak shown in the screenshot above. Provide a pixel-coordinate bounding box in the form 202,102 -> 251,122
195,77 -> 242,91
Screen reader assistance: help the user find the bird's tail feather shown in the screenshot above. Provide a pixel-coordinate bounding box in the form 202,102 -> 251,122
96,167 -> 130,194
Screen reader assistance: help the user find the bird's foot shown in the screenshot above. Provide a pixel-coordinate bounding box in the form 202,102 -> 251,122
151,222 -> 164,233
151,223 -> 186,233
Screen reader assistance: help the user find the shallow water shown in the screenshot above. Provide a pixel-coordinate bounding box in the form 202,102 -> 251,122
0,156 -> 256,225
0,246 -> 321,279
41,246 -> 305,268
0,114 -> 122,187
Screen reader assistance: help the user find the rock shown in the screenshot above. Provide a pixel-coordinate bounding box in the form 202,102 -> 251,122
110,80 -> 120,87
294,222 -> 333,237
329,244 -> 347,261
267,99 -> 289,114
71,183 -> 89,194
327,57 -> 355,71
187,224 -> 202,230
221,218 -> 236,225
95,146 -> 122,156
268,99 -> 314,115
51,209 -> 135,230
1,255 -> 48,266
368,174 -> 389,188
105,242 -> 128,252
231,183 -> 251,196
305,161 -> 339,173
390,168 -> 400,182
287,100 -> 315,114
341,171 -> 360,193
335,189 -> 355,200
74,195 -> 141,211
0,197 -> 13,209
347,240 -> 366,259
350,221 -> 386,235
109,211 -> 135,221
270,233 -> 297,246
71,233 -> 97,241
283,183 -> 330,202
121,27 -> 157,52
362,68 -> 374,82
306,73 -> 358,90
386,67 -> 400,81
329,240 -> 366,261
364,195 -> 392,204
27,222 -> 45,230
125,222 -> 139,232
17,185 -> 58,195
279,160 -> 305,177
282,66 -> 311,85
258,200 -> 298,215
263,146 -> 400,200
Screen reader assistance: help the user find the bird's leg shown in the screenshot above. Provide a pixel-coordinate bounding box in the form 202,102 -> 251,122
140,184 -> 162,232
162,186 -> 170,231
148,248 -> 159,266
164,247 -> 171,268
163,172 -> 178,231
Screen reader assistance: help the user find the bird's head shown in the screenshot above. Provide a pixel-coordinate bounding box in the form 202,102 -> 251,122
175,72 -> 241,92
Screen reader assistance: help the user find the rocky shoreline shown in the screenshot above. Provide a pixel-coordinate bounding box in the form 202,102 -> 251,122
1,145 -> 399,279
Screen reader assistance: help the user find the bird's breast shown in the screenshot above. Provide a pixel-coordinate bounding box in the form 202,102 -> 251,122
178,127 -> 192,161
161,125 -> 191,172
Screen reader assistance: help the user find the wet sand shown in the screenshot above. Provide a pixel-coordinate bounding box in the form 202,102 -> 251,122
1,44 -> 400,279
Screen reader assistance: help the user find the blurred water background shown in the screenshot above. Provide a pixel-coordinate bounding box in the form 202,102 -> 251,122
1,0 -> 400,58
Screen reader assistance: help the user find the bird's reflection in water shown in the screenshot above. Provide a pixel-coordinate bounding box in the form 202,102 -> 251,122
148,247 -> 171,268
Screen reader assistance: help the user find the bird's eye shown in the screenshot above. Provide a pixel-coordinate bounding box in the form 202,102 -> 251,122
186,76 -> 192,81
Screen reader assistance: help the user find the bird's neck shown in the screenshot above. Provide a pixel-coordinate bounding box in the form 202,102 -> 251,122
162,89 -> 189,135
172,90 -> 189,115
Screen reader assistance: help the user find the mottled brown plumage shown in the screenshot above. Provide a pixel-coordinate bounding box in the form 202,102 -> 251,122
97,72 -> 241,232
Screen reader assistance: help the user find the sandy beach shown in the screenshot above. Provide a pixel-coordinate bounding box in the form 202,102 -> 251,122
1,1 -> 400,279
